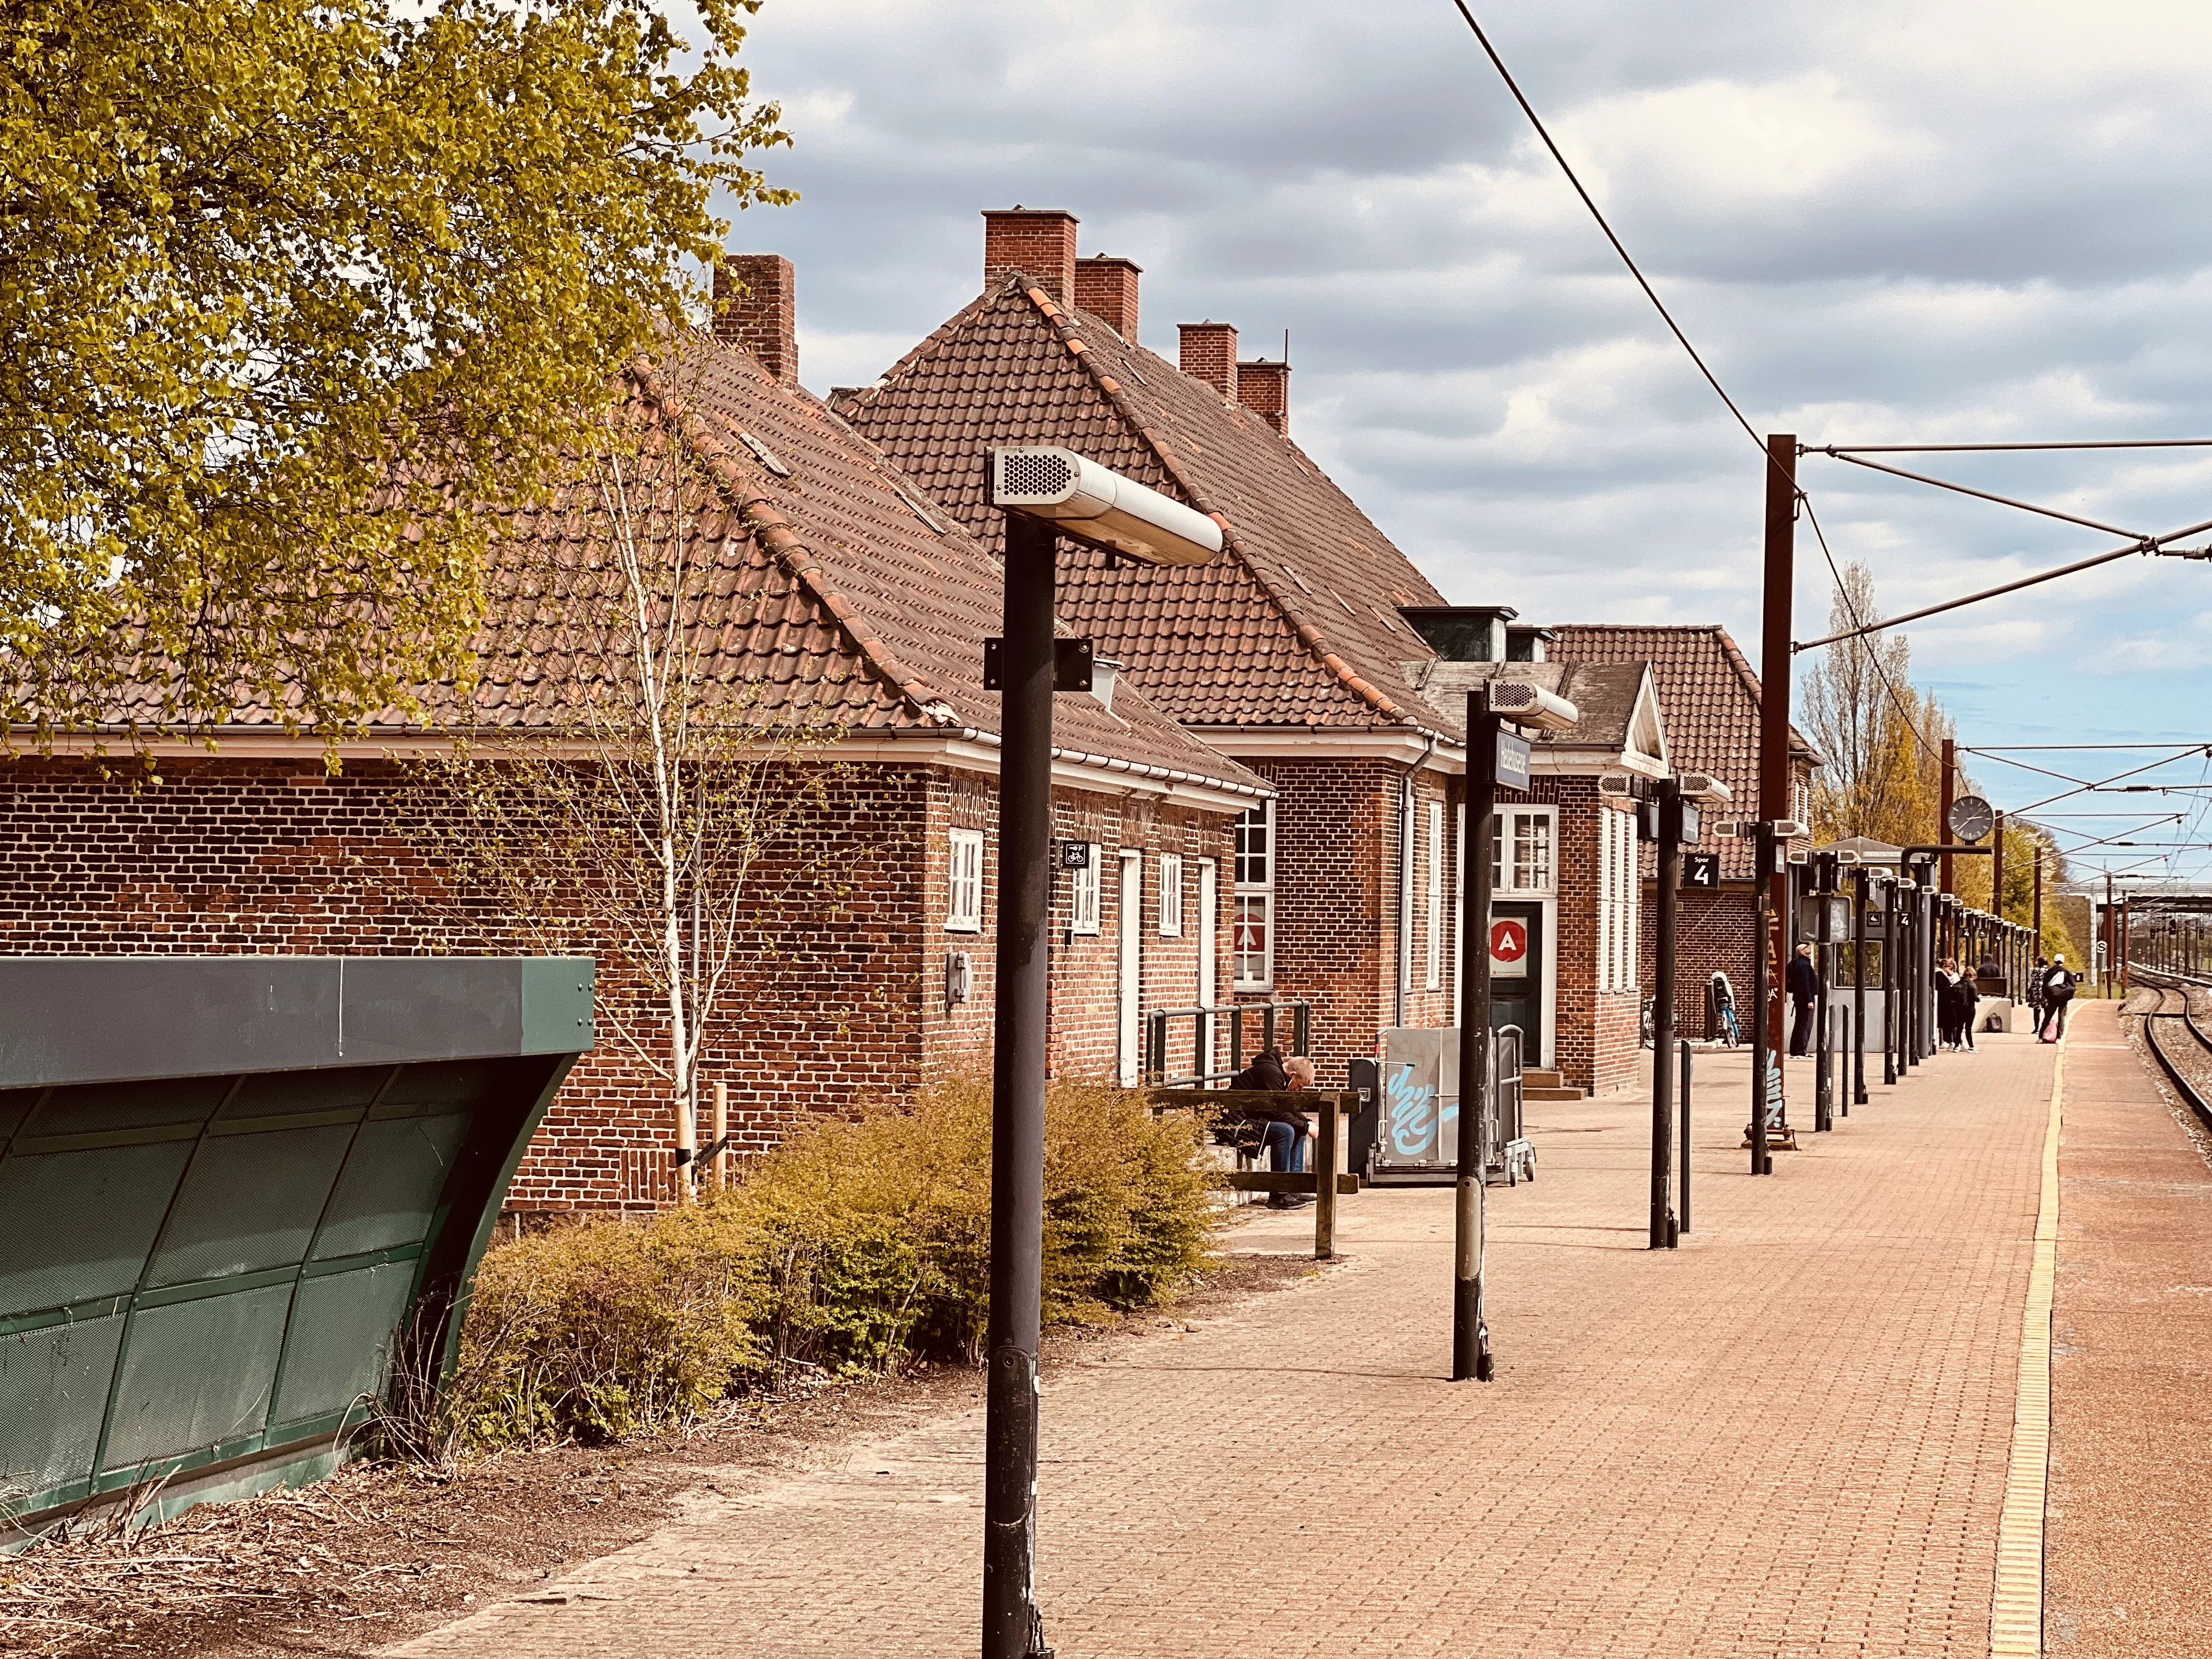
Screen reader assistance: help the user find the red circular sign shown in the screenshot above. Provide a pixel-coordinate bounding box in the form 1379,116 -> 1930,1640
1489,918 -> 1528,962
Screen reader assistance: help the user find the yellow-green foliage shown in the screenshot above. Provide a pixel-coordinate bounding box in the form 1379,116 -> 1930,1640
444,1076 -> 1216,1451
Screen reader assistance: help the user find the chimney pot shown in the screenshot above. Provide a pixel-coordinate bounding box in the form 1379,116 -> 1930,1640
983,208 -> 1079,306
1235,360 -> 1290,436
713,255 -> 798,386
1074,256 -> 1142,341
1178,322 -> 1238,401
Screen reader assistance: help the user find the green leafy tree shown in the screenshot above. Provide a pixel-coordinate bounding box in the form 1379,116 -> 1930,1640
1,0 -> 791,741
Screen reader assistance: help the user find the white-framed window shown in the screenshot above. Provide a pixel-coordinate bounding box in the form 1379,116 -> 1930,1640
1598,808 -> 1641,993
1425,800 -> 1444,991
1158,852 -> 1184,938
947,828 -> 984,933
1233,800 -> 1273,989
1491,808 -> 1555,896
1069,842 -> 1102,935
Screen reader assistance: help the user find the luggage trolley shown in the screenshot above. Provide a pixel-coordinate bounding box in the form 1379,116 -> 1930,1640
1349,1024 -> 1535,1188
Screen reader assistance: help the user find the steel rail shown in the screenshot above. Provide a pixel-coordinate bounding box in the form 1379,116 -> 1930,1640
2134,971 -> 2212,1132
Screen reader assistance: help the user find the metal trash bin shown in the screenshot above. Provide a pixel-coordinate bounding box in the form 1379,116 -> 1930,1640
0,956 -> 592,1539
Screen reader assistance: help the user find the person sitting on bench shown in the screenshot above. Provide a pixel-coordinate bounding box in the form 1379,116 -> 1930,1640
1226,1048 -> 1314,1210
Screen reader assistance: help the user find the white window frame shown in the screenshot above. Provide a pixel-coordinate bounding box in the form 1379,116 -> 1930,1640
1158,851 -> 1184,938
1598,808 -> 1641,994
946,828 -> 984,933
1491,807 -> 1556,898
1233,800 -> 1274,990
1425,800 -> 1444,991
1069,842 -> 1102,936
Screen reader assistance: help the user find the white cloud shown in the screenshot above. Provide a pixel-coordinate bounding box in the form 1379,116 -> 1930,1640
732,0 -> 2212,874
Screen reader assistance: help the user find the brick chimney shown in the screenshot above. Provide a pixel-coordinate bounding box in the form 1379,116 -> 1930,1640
1074,256 -> 1141,340
713,255 -> 797,385
1236,360 -> 1289,435
983,208 -> 1077,306
1178,322 -> 1237,401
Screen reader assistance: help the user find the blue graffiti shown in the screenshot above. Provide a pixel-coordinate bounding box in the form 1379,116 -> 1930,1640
1385,1062 -> 1436,1158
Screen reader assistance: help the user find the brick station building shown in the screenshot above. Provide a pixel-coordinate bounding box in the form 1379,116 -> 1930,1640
834,207 -> 1471,1082
1549,624 -> 1823,1041
1407,646 -> 1674,1098
0,262 -> 1266,1217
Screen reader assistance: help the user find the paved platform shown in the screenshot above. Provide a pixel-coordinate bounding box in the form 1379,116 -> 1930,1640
2046,997 -> 2212,1654
388,1034 -> 2061,1659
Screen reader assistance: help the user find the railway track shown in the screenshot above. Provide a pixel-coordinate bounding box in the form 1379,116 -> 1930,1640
2131,969 -> 2212,1128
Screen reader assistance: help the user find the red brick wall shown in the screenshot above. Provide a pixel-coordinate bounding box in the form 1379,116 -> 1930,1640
0,753 -> 1240,1209
1234,758 -> 1458,1085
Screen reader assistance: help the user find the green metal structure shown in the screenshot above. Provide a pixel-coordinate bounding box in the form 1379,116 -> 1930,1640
0,957 -> 592,1539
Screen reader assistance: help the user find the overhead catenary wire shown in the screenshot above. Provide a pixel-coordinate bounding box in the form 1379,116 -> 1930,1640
1441,0 -> 1944,765
1792,515 -> 2212,653
1825,438 -> 2212,454
1811,449 -> 2147,540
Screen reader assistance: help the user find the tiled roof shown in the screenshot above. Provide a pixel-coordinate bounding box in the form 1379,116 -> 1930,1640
100,335 -> 1265,798
1409,660 -> 1656,755
836,278 -> 1458,739
1549,624 -> 1821,878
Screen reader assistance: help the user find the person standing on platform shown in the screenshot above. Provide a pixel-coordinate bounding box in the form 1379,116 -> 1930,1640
2028,956 -> 2049,1034
1958,962 -> 1981,1050
2039,956 -> 2077,1042
1788,941 -> 1820,1056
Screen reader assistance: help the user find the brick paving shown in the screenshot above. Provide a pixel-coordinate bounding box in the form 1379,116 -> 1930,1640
388,1034 -> 2056,1659
2046,996 -> 2212,1655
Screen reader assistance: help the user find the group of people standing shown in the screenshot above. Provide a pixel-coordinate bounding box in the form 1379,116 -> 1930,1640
1934,960 -> 1984,1050
1785,940 -> 2082,1054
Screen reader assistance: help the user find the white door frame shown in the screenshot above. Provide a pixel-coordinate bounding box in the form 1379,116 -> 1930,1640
1117,850 -> 1144,1087
1197,858 -> 1218,1079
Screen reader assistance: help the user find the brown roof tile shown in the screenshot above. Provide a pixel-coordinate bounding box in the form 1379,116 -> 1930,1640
100,333 -> 1263,798
837,278 -> 1457,739
1548,624 -> 1823,877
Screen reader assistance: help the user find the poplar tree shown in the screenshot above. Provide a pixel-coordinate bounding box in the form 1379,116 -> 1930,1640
2,0 -> 791,741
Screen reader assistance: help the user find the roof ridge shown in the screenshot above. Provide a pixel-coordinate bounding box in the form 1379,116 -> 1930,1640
1015,281 -> 1417,728
630,357 -> 946,725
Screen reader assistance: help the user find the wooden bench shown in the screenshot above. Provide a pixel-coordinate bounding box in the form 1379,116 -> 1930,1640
1144,1088 -> 1361,1260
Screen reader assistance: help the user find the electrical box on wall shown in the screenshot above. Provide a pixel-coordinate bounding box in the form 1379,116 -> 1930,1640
945,951 -> 973,1009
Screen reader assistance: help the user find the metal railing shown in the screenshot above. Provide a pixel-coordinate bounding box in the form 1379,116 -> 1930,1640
1143,1000 -> 1312,1087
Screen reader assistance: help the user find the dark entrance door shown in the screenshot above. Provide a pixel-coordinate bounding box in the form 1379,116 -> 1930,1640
1488,901 -> 1546,1060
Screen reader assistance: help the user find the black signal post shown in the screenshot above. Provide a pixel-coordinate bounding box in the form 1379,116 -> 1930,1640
1649,778 -> 1692,1249
1455,695 -> 1499,1383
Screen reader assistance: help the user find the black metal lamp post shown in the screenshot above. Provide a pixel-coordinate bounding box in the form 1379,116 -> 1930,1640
1645,771 -> 1727,1247
983,447 -> 1223,1659
1718,813 -> 1801,1173
1456,679 -> 1577,1380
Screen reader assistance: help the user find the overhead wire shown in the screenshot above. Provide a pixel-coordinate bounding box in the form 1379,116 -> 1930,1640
1442,0 -> 1945,765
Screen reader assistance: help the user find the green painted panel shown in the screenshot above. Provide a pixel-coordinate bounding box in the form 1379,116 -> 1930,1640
269,1263 -> 415,1430
382,1059 -> 507,1109
25,1076 -> 229,1139
311,1114 -> 470,1261
0,1088 -> 38,1145
0,1143 -> 196,1319
219,1065 -> 388,1122
144,1125 -> 356,1289
102,1284 -> 291,1472
0,1311 -> 126,1496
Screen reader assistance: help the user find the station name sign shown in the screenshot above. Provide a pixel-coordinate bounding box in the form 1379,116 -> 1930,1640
1494,730 -> 1532,789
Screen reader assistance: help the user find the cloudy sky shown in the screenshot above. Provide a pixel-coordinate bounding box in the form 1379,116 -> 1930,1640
724,0 -> 2212,884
